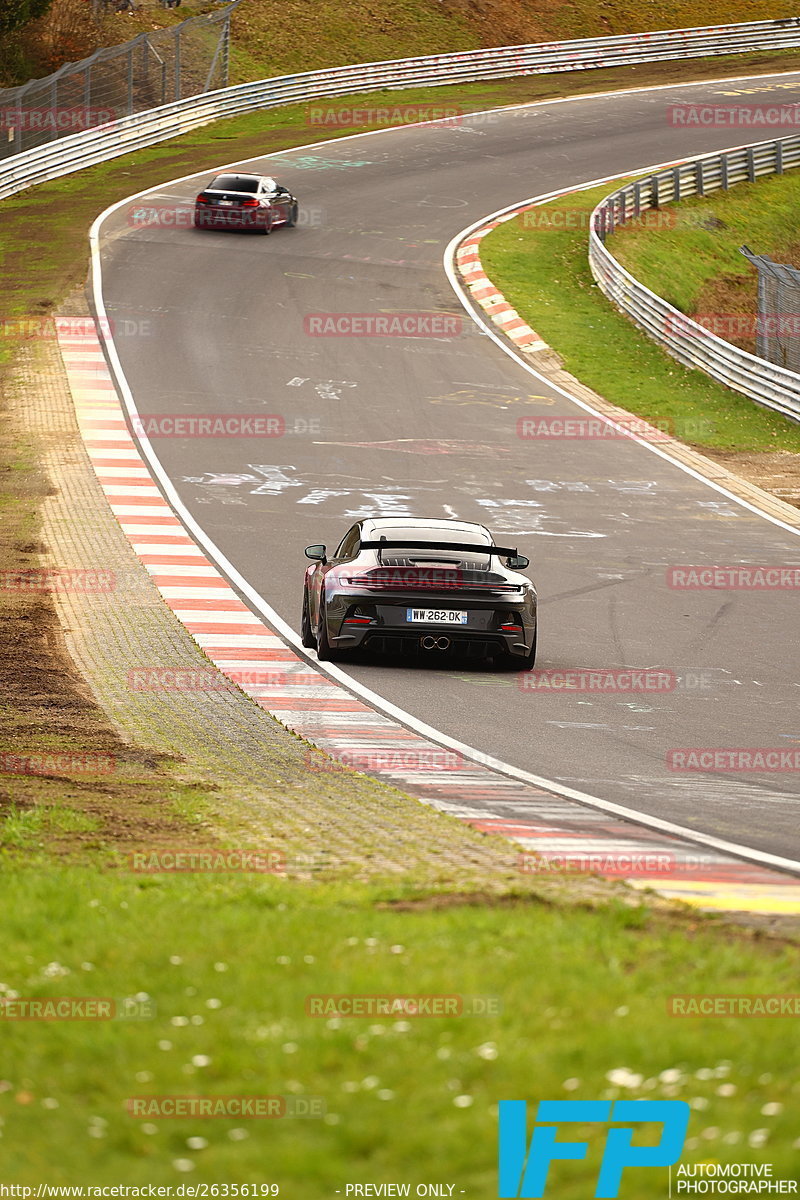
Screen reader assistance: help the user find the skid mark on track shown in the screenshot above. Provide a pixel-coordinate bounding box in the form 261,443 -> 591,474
58,318 -> 800,914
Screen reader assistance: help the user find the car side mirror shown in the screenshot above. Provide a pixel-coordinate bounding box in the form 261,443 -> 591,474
305,544 -> 327,563
506,554 -> 529,570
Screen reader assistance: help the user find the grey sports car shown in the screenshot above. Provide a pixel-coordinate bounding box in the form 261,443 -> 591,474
301,517 -> 537,669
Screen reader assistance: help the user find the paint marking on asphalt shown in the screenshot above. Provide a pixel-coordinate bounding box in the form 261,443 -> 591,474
58,316 -> 800,912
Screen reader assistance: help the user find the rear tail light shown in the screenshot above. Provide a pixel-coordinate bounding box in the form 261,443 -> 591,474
240,198 -> 259,207
499,612 -> 523,632
344,605 -> 377,626
196,195 -> 209,204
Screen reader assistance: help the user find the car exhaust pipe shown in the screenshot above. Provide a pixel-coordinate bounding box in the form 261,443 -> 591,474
421,636 -> 450,651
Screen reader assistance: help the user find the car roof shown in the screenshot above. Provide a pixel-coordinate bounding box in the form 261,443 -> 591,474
359,517 -> 493,541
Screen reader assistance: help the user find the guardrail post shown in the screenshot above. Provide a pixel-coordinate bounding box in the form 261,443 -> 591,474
721,155 -> 729,189
50,77 -> 58,142
13,89 -> 24,156
746,146 -> 756,182
673,165 -> 681,202
696,159 -> 704,196
175,27 -> 182,102
127,46 -> 135,115
633,181 -> 641,220
775,139 -> 784,174
652,175 -> 659,208
222,11 -> 232,88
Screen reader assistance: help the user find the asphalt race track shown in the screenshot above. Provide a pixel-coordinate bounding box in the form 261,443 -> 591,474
95,71 -> 800,863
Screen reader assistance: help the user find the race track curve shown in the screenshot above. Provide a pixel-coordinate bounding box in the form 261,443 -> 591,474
93,70 -> 800,862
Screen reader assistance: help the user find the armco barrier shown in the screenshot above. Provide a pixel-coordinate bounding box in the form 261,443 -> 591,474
4,20 -> 800,201
589,136 -> 800,422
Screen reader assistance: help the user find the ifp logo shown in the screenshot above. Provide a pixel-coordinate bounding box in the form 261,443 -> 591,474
498,1099 -> 690,1197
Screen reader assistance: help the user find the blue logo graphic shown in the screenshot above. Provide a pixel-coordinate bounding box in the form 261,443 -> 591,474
498,1099 -> 690,1198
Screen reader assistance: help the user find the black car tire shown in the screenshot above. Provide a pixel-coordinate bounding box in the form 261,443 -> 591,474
261,211 -> 273,235
301,588 -> 315,649
316,597 -> 338,662
286,202 -> 298,228
498,626 -> 537,672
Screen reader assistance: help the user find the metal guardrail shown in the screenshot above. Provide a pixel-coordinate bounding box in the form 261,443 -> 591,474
589,136 -> 800,422
4,20 -> 800,201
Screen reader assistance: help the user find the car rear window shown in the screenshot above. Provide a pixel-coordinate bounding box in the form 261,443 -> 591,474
208,175 -> 259,192
375,527 -> 492,545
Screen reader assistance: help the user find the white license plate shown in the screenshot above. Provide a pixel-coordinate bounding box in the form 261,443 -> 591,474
218,199 -> 233,206
406,608 -> 467,625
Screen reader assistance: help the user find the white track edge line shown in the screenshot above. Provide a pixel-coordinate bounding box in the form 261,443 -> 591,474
88,80 -> 800,879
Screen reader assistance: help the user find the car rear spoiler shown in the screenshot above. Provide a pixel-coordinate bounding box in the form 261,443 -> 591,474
360,539 -> 519,559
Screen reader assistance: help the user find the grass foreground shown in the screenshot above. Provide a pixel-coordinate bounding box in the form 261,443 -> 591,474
0,867 -> 798,1191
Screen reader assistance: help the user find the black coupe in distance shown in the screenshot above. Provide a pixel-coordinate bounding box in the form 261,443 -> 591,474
194,172 -> 299,233
301,517 -> 537,669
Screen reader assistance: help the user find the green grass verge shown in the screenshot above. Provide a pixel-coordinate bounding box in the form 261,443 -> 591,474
479,180 -> 800,452
611,168 -> 800,311
0,867 -> 796,1190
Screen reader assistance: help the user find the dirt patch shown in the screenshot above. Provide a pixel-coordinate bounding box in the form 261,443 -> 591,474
695,447 -> 800,508
0,369 -> 220,862
693,271 -> 758,354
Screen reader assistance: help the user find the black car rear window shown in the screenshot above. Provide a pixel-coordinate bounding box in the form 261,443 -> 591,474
208,175 -> 259,192
375,527 -> 492,546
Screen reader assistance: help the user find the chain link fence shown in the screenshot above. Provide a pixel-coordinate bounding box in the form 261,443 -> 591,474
740,245 -> 800,374
0,0 -> 241,160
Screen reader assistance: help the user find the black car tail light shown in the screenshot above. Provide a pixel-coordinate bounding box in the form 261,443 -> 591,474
499,611 -> 523,631
344,605 -> 377,625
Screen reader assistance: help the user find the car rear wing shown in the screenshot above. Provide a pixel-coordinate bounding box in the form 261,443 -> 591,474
360,539 -> 519,558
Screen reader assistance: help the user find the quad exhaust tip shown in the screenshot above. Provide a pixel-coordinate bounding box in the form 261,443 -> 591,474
421,635 -> 451,651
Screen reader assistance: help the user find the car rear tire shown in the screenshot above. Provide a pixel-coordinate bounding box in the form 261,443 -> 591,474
287,202 -> 298,228
301,588 -> 315,649
316,598 -> 339,662
261,212 -> 273,235
498,626 -> 537,671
